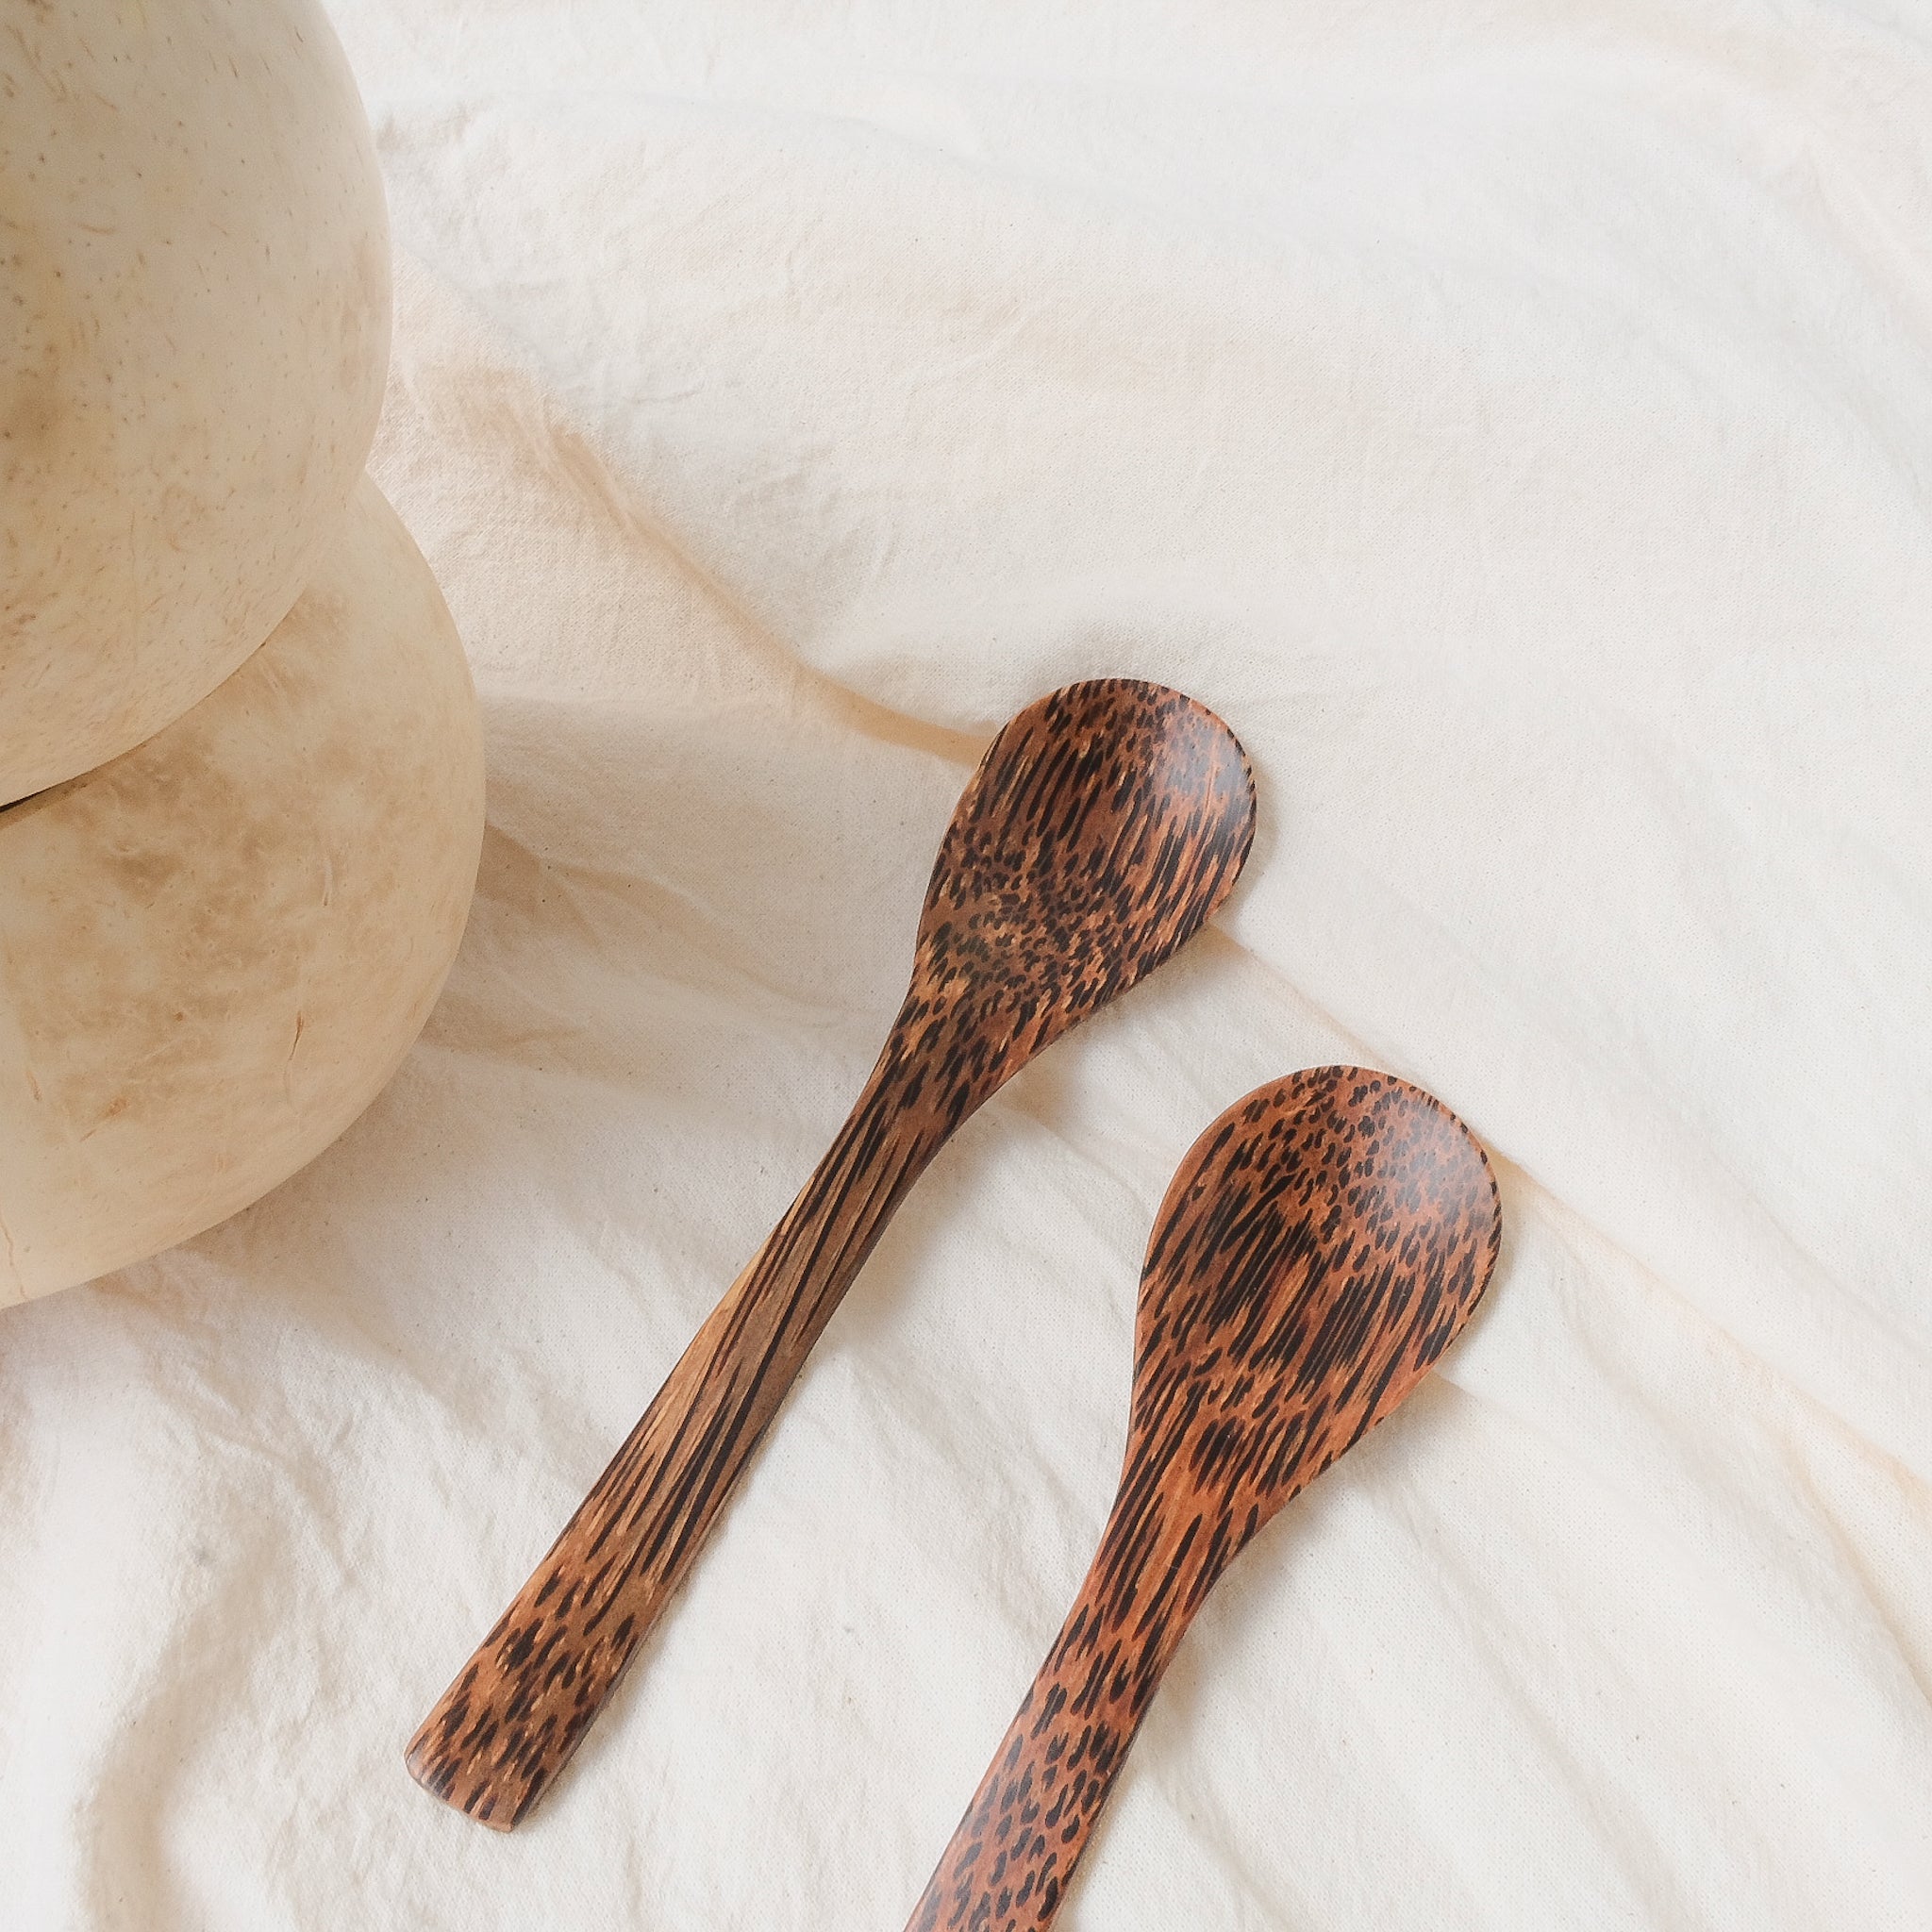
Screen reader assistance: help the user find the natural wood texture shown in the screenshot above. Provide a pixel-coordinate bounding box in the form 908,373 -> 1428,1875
908,1066 -> 1502,1932
406,679 -> 1256,1827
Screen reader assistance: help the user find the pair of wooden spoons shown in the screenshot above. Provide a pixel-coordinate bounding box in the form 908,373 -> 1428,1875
407,680 -> 1501,1927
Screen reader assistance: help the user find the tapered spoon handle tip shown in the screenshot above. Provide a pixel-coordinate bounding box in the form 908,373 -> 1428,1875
405,1077 -> 929,1824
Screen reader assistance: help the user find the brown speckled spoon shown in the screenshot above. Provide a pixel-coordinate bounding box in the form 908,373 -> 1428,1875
908,1066 -> 1501,1932
408,679 -> 1256,1827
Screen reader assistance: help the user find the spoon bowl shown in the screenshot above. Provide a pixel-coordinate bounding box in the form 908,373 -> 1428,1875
908,1066 -> 1500,1932
408,679 -> 1254,1826
914,680 -> 1257,1078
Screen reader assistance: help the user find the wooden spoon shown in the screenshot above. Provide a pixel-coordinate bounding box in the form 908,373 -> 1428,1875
908,1065 -> 1501,1932
407,679 -> 1257,1827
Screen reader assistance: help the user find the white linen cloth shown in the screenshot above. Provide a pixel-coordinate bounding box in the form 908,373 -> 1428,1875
4,3 -> 1929,1924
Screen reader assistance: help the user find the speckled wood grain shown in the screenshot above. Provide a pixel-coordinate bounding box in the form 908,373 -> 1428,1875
408,679 -> 1257,1826
908,1066 -> 1502,1932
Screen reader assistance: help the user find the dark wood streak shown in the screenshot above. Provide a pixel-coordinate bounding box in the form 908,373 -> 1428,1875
908,1066 -> 1502,1932
406,680 -> 1257,1827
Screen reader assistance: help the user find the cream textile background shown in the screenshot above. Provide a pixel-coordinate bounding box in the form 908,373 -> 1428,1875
2,3 -> 1929,1926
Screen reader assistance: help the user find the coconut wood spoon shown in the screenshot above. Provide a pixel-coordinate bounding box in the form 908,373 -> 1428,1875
408,679 -> 1256,1827
908,1065 -> 1501,1932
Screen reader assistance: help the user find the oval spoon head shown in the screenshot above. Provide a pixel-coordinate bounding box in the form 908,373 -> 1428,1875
908,680 -> 1255,1083
1126,1065 -> 1501,1577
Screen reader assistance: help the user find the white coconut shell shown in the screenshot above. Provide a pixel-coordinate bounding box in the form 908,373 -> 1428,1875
0,0 -> 391,806
0,476 -> 484,1303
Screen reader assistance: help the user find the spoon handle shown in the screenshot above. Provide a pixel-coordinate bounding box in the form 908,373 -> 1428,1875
407,1052 -> 933,1828
908,1500 -> 1214,1932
